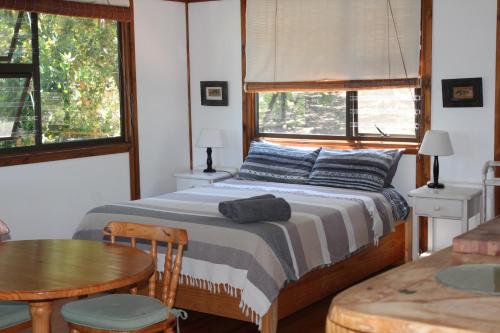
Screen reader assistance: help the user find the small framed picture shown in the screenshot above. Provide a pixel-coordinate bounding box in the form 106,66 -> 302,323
442,78 -> 483,108
200,81 -> 228,106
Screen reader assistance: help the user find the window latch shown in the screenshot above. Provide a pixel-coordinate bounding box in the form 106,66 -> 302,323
375,125 -> 389,137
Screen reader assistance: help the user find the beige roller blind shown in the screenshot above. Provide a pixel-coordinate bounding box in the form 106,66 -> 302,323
245,0 -> 421,83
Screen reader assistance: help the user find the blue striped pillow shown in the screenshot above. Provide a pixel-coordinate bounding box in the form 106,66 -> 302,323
238,141 -> 320,184
308,149 -> 394,192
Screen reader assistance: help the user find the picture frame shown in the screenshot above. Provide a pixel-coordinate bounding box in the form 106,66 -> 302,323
200,81 -> 228,106
442,78 -> 483,108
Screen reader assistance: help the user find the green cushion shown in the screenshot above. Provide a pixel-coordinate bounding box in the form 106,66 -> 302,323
0,301 -> 30,329
61,294 -> 169,331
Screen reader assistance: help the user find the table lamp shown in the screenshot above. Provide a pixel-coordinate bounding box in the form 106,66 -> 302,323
196,128 -> 223,173
419,130 -> 454,189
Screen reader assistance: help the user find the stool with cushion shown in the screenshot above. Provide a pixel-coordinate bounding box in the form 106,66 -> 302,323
0,220 -> 31,332
62,221 -> 188,333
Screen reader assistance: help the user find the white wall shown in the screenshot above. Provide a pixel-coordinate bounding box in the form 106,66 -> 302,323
432,0 -> 497,249
0,154 -> 130,240
135,0 -> 191,196
188,0 -> 243,170
392,155 -> 416,201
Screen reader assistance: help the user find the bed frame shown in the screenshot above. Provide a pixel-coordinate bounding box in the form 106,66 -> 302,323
174,219 -> 412,333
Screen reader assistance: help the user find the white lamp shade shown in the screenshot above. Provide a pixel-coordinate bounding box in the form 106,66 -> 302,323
419,130 -> 454,156
196,128 -> 224,148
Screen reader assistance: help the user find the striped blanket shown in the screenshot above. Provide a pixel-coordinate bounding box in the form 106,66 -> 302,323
74,179 -> 398,328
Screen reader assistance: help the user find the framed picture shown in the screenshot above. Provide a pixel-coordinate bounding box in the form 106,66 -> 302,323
200,81 -> 228,106
442,78 -> 483,108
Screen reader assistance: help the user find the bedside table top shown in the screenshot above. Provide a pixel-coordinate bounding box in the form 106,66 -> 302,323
408,185 -> 481,200
174,170 -> 234,181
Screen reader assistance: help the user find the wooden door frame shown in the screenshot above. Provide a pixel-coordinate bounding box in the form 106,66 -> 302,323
417,0 -> 433,252
494,0 -> 500,216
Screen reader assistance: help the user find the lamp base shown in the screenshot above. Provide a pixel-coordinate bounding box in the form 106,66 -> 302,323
203,147 -> 216,173
427,182 -> 444,189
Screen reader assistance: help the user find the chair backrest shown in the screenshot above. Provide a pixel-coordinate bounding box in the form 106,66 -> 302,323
103,221 -> 188,308
0,219 -> 9,239
482,161 -> 500,221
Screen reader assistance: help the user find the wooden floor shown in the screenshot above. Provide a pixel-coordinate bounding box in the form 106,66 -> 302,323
19,296 -> 332,333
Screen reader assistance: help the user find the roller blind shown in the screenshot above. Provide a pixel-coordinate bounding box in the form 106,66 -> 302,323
245,0 -> 422,83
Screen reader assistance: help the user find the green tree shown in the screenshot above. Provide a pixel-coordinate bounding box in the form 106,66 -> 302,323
39,13 -> 121,143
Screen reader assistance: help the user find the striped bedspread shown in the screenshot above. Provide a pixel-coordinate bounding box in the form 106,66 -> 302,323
74,179 -> 398,328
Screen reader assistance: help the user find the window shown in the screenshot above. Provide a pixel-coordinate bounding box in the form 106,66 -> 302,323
243,0 -> 427,153
256,87 -> 420,140
0,9 -> 123,151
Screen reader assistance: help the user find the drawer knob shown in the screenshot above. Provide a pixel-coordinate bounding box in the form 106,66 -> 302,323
433,206 -> 441,211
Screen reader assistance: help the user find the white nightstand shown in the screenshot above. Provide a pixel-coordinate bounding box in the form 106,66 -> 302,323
174,170 -> 233,191
408,185 -> 482,260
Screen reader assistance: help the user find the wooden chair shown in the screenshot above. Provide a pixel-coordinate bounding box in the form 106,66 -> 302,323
62,221 -> 188,333
0,219 -> 32,333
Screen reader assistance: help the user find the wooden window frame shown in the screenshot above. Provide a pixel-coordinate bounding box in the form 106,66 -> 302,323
0,11 -> 128,161
241,0 -> 432,158
494,0 -> 500,216
0,0 -> 131,22
253,86 -> 421,144
0,6 -> 141,200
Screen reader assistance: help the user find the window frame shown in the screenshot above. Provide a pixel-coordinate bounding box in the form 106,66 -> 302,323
0,10 -> 131,166
254,87 -> 421,142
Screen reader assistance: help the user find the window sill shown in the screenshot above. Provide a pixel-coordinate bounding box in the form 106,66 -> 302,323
259,136 -> 419,154
0,142 -> 131,167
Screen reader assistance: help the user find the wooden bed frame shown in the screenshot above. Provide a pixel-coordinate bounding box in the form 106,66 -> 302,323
174,219 -> 412,333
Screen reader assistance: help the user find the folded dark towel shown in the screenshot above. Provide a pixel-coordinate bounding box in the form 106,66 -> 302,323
218,195 -> 291,223
218,194 -> 275,219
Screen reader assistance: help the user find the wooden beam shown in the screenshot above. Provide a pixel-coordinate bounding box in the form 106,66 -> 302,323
246,78 -> 420,93
0,0 -> 131,22
416,0 -> 433,253
121,0 -> 141,200
241,0 -> 254,158
494,0 -> 500,216
185,2 -> 194,170
0,143 -> 130,167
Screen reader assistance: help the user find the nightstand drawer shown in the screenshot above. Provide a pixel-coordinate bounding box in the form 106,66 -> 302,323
176,178 -> 211,191
414,198 -> 463,219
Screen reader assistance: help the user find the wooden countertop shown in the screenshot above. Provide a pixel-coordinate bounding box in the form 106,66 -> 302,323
327,247 -> 500,333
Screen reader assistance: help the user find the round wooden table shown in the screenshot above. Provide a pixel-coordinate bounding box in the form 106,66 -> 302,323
0,239 -> 155,333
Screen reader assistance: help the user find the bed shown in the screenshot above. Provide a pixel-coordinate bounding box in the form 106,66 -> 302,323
74,177 -> 410,333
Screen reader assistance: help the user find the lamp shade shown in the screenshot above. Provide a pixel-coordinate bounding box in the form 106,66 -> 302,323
196,128 -> 224,148
419,130 -> 454,156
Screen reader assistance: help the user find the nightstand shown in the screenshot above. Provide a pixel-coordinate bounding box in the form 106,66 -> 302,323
174,170 -> 233,191
408,185 -> 482,260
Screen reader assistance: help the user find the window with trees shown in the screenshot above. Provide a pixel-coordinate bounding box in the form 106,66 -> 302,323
256,87 -> 420,140
0,9 -> 123,151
